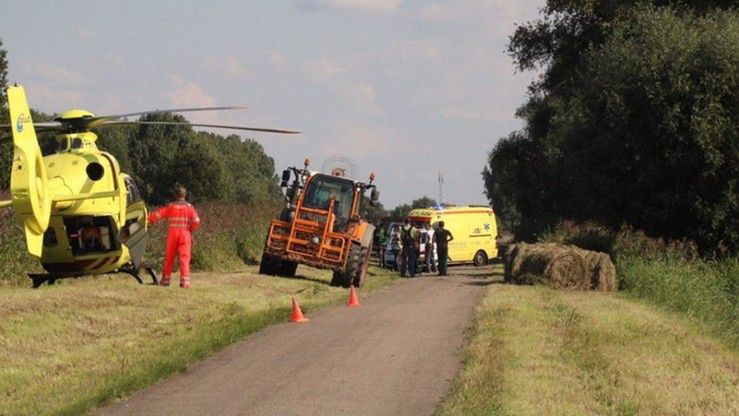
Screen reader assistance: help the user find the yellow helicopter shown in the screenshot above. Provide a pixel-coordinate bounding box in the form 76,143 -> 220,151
0,84 -> 299,287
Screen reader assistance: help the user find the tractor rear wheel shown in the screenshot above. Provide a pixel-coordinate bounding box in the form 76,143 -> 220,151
331,243 -> 361,288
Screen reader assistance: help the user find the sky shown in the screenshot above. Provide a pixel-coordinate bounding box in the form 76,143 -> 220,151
0,0 -> 543,209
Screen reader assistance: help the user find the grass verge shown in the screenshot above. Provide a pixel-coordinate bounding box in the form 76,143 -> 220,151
540,222 -> 738,349
618,256 -> 738,349
0,265 -> 397,415
438,273 -> 738,416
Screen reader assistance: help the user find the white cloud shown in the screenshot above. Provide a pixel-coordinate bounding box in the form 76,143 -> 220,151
347,83 -> 377,114
22,63 -> 84,86
319,123 -> 396,159
203,55 -> 251,78
169,76 -> 217,123
269,50 -> 289,72
304,59 -> 343,82
317,0 -> 401,13
419,3 -> 453,22
440,107 -> 511,122
76,26 -> 95,40
24,84 -> 86,111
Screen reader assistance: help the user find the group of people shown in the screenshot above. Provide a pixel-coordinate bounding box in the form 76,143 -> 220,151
395,218 -> 453,278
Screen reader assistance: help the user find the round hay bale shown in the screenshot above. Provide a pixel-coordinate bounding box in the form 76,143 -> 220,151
504,243 -> 528,282
510,243 -> 531,278
581,251 -> 617,291
516,246 -> 552,285
543,251 -> 589,289
505,243 -> 611,290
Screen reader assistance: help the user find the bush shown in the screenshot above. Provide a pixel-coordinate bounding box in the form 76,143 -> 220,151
0,199 -> 280,285
146,201 -> 280,273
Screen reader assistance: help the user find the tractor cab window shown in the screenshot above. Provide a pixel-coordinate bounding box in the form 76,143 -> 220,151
303,175 -> 354,231
124,177 -> 142,205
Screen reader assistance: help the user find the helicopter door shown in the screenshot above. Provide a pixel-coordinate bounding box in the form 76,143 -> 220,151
64,216 -> 118,255
121,177 -> 147,268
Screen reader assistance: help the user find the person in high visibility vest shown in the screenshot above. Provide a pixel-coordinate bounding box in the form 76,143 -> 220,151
148,186 -> 201,288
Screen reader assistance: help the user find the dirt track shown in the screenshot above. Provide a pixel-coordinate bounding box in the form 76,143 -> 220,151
97,267 -> 493,416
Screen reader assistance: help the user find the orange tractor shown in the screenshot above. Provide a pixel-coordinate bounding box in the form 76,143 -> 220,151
259,159 -> 380,287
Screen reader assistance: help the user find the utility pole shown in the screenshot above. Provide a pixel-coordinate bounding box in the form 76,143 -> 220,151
438,170 -> 444,205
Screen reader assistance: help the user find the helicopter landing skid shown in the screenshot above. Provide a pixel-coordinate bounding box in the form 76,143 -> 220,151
28,273 -> 60,288
120,266 -> 159,285
28,267 -> 159,288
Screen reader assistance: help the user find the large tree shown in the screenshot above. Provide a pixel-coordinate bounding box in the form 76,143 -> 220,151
0,38 -> 9,189
0,38 -> 7,111
484,2 -> 738,254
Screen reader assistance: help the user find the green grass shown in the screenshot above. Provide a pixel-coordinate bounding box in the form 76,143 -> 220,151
618,256 -> 738,349
439,267 -> 739,416
0,265 -> 397,415
539,221 -> 738,350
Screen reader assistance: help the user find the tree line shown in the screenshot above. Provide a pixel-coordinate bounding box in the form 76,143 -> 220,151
483,1 -> 738,255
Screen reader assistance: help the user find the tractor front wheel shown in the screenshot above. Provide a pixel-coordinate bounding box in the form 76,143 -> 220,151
353,243 -> 372,287
276,260 -> 298,277
259,253 -> 280,275
331,243 -> 362,288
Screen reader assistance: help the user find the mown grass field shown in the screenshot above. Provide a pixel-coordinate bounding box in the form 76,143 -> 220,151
0,265 -> 397,416
439,266 -> 738,416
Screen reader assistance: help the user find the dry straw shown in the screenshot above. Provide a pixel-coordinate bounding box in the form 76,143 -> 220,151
505,243 -> 617,291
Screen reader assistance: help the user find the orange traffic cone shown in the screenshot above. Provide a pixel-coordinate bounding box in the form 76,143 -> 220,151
290,297 -> 309,322
347,285 -> 360,307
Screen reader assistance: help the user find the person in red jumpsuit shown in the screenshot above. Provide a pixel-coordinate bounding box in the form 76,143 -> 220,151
148,186 -> 201,288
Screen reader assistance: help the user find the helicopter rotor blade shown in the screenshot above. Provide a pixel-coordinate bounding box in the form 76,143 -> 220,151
76,106 -> 252,131
0,121 -> 64,138
91,106 -> 250,122
100,120 -> 301,134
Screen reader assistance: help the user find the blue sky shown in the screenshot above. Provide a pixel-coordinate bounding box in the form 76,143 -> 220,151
1,0 -> 542,208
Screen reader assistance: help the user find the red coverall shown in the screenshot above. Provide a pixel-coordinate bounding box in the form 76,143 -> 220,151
148,199 -> 201,287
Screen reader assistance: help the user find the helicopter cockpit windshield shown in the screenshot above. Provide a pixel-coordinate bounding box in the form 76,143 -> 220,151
303,175 -> 354,231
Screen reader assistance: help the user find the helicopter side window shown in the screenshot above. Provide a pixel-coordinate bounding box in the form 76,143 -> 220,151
124,177 -> 142,205
71,138 -> 84,149
57,137 -> 70,152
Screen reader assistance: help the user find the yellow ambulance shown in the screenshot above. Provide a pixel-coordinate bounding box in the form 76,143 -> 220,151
408,205 -> 498,266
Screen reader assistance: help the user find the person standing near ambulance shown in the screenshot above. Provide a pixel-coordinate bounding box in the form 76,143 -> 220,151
434,221 -> 454,276
423,222 -> 436,273
148,186 -> 201,288
399,218 -> 418,277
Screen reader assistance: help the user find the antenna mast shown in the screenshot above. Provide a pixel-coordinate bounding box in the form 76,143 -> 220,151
438,170 -> 444,205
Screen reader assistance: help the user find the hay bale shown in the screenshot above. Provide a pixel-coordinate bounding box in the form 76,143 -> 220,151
581,250 -> 617,291
504,243 -> 524,282
504,243 -> 617,291
544,250 -> 590,289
